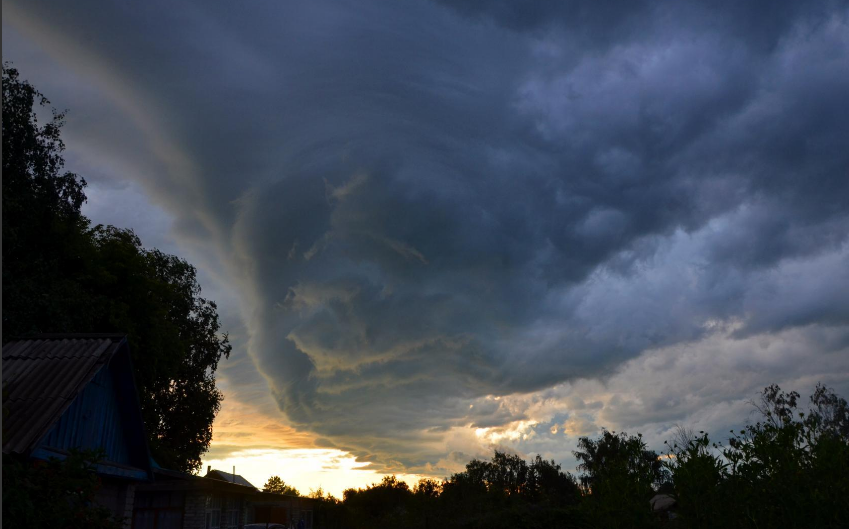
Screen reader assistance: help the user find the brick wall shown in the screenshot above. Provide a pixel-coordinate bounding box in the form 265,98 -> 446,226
183,491 -> 208,529
96,478 -> 136,527
118,484 -> 136,529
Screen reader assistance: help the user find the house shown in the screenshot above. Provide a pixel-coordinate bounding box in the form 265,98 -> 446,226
248,490 -> 321,528
3,334 -> 154,527
133,466 -> 322,529
134,465 -> 259,529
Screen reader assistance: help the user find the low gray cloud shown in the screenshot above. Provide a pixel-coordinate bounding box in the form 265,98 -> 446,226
5,0 -> 849,473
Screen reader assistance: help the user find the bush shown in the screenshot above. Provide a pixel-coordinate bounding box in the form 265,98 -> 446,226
2,449 -> 124,529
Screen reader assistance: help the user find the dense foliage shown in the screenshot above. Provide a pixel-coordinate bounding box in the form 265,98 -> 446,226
574,430 -> 668,527
667,383 -> 849,528
2,449 -> 124,529
263,475 -> 301,496
2,64 -> 231,473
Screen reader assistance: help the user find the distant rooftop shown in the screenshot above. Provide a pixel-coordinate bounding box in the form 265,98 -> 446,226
206,467 -> 257,489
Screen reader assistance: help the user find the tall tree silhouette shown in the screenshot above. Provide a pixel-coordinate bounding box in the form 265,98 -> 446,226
263,476 -> 300,496
574,430 -> 665,527
2,64 -> 230,472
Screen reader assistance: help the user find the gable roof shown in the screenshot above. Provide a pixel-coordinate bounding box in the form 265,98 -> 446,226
206,469 -> 258,489
2,334 -> 143,457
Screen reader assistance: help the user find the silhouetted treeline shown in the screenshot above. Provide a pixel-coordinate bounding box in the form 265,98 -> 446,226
318,383 -> 848,529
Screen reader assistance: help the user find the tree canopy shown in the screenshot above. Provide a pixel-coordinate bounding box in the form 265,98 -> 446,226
263,475 -> 301,496
573,430 -> 667,527
667,383 -> 849,528
2,64 -> 231,473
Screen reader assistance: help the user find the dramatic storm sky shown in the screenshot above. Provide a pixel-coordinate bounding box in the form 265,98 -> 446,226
5,0 -> 849,493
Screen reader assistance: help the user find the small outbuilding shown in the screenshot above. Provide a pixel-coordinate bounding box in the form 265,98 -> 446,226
3,333 -> 326,529
3,334 -> 154,526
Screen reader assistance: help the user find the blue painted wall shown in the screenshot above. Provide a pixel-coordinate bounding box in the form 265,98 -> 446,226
40,364 -> 131,464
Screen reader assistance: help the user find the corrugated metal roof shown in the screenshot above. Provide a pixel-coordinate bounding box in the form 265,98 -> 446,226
2,334 -> 128,455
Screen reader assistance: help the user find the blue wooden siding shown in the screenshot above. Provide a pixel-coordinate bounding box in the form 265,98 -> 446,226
40,363 -> 131,464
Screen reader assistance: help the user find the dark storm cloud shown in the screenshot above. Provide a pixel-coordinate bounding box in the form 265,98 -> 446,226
7,0 -> 849,471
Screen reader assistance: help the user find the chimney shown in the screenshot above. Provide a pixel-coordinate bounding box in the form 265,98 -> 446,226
207,465 -> 211,475
233,465 -> 236,483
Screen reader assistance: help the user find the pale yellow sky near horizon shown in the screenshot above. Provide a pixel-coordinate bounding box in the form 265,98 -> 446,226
202,448 -> 424,499
199,387 -> 426,498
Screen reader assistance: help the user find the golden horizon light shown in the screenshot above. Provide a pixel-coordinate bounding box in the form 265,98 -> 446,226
201,448 -> 424,498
